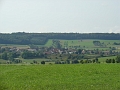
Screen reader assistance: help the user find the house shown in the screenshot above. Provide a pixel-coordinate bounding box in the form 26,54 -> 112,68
27,49 -> 37,52
81,50 -> 85,54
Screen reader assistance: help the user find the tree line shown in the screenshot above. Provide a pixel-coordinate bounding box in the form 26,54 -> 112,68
0,32 -> 120,45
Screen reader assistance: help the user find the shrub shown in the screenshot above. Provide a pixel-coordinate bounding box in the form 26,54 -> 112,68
33,60 -> 37,64
112,59 -> 115,63
92,59 -> 95,63
41,61 -> 45,64
106,59 -> 110,63
55,61 -> 61,64
80,60 -> 84,64
116,56 -> 120,63
66,60 -> 70,64
72,60 -> 79,64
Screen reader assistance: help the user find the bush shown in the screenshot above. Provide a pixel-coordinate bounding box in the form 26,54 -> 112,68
16,59 -> 22,63
106,59 -> 115,63
66,60 -> 70,64
41,61 -> 45,64
55,61 -> 61,64
112,59 -> 115,63
106,59 -> 110,63
33,60 -> 37,64
72,60 -> 79,64
80,60 -> 84,64
116,56 -> 120,63
92,59 -> 95,63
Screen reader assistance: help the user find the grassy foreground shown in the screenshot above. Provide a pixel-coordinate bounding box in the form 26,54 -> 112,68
0,64 -> 120,90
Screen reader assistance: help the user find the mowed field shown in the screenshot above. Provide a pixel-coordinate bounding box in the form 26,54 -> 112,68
0,64 -> 120,90
45,39 -> 120,50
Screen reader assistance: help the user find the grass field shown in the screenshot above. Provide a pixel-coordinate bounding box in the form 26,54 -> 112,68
0,64 -> 120,90
98,56 -> 116,63
0,44 -> 30,49
0,55 -> 117,64
1,39 -> 120,50
45,39 -> 120,50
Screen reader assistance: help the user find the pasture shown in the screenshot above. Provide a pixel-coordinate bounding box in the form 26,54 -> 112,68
0,53 -> 117,64
98,56 -> 116,63
0,44 -> 30,49
1,39 -> 120,50
45,39 -> 120,50
0,64 -> 120,90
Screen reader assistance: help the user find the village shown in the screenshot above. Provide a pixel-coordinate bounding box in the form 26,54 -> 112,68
0,43 -> 119,64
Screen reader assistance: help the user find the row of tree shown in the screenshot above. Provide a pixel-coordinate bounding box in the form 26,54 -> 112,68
21,51 -> 45,59
55,58 -> 99,64
106,56 -> 120,63
0,32 -> 120,45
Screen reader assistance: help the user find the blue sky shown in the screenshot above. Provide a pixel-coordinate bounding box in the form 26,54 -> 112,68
0,0 -> 120,33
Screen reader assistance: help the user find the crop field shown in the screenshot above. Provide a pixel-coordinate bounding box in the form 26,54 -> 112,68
0,64 -> 120,90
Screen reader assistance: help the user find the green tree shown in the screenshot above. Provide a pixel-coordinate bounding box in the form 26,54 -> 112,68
72,60 -> 79,64
66,60 -> 70,64
112,59 -> 115,63
95,57 -> 98,63
116,55 -> 120,63
33,60 -> 37,64
77,49 -> 82,54
8,52 -> 16,61
1,52 -> 8,60
41,61 -> 45,64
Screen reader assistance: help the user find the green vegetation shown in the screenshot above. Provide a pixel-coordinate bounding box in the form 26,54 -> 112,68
1,32 -> 120,45
1,33 -> 120,90
0,44 -> 30,49
45,39 -> 120,50
0,64 -> 120,90
98,56 -> 116,63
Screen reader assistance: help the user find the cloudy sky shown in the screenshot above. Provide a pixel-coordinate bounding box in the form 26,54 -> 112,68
0,0 -> 120,33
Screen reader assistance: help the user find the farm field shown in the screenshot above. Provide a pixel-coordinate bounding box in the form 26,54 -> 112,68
98,56 -> 116,63
0,55 -> 116,64
0,44 -> 30,49
45,39 -> 120,50
0,39 -> 120,64
1,39 -> 120,50
0,64 -> 120,90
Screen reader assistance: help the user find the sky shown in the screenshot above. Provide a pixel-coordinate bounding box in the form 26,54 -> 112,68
0,0 -> 120,33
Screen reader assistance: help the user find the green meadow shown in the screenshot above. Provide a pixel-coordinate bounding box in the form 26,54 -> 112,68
0,44 -> 30,49
98,56 -> 116,63
45,39 -> 120,50
1,39 -> 120,50
0,64 -> 120,90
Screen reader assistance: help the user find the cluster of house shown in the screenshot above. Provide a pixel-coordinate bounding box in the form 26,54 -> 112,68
1,46 -> 116,56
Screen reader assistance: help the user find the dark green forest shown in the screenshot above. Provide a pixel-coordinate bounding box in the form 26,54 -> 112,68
0,32 -> 120,45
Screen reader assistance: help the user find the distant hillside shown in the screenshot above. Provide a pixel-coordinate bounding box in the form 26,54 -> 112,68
0,32 -> 120,45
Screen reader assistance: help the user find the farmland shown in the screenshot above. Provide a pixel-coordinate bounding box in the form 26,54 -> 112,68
0,64 -> 120,90
1,39 -> 120,50
0,44 -> 30,49
45,39 -> 120,50
0,38 -> 120,90
0,39 -> 120,64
